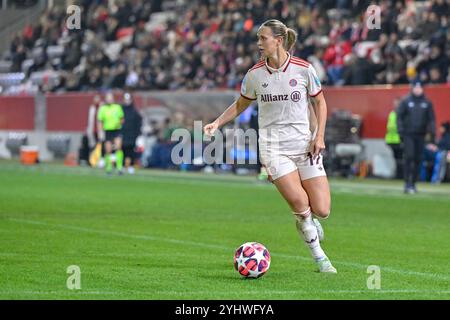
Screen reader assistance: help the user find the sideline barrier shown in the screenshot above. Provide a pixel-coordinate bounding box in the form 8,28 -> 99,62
1,85 -> 449,138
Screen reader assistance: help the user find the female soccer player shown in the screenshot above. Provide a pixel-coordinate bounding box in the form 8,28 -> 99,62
203,19 -> 336,273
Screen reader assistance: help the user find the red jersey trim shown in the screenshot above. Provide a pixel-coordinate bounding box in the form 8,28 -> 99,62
309,89 -> 323,97
291,57 -> 310,65
249,62 -> 265,72
240,93 -> 257,101
282,58 -> 291,72
291,61 -> 309,69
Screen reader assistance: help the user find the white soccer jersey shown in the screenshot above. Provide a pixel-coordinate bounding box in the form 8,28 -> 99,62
240,53 -> 322,157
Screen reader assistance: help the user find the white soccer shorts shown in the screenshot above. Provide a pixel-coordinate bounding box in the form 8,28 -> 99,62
262,152 -> 327,181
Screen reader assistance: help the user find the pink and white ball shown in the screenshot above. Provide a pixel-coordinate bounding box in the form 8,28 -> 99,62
234,242 -> 271,278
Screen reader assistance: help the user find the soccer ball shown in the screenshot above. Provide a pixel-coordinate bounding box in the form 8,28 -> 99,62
234,242 -> 271,278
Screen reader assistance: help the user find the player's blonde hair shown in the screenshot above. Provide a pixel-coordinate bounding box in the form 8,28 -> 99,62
259,19 -> 297,51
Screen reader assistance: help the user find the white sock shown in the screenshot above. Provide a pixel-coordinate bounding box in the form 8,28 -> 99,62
293,207 -> 326,261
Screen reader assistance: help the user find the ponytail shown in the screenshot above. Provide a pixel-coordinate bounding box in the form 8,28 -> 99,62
285,28 -> 297,51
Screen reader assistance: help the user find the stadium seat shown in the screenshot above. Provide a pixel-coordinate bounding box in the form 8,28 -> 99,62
6,132 -> 28,157
47,135 -> 71,159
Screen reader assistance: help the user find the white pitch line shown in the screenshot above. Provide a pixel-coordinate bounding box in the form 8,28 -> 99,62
0,291 -> 119,296
5,218 -> 229,250
143,289 -> 450,295
4,218 -> 450,282
0,289 -> 449,297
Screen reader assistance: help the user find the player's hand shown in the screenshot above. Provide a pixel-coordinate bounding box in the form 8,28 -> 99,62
98,130 -> 105,142
203,121 -> 219,137
312,135 -> 325,159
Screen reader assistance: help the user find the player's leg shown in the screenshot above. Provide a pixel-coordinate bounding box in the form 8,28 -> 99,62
124,145 -> 132,169
402,135 -> 415,193
273,170 -> 309,213
301,175 -> 330,242
295,153 -> 329,238
411,136 -> 425,192
114,135 -> 124,172
302,176 -> 331,219
272,170 -> 335,273
295,153 -> 336,272
104,139 -> 113,173
122,145 -> 135,174
299,176 -> 336,272
128,143 -> 136,174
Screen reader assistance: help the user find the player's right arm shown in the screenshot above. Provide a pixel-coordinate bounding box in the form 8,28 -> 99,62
204,72 -> 256,136
203,96 -> 253,136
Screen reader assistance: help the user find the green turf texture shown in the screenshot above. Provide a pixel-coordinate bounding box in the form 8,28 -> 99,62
0,162 -> 449,300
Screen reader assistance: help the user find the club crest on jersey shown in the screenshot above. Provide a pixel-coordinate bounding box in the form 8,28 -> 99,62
290,91 -> 301,102
262,83 -> 268,88
289,79 -> 297,87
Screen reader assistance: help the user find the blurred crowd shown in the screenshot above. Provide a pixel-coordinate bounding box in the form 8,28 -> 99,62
1,0 -> 38,8
3,0 -> 450,93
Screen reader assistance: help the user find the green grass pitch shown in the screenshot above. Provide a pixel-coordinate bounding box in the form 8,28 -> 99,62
0,162 -> 449,300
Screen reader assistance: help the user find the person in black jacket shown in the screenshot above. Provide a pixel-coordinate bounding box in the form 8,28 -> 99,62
121,92 -> 142,174
397,80 -> 436,193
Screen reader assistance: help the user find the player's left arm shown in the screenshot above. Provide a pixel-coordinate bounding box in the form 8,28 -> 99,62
306,64 -> 326,158
310,92 -> 327,158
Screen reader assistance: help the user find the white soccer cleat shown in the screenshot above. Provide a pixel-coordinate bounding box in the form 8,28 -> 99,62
317,256 -> 337,273
313,218 -> 324,242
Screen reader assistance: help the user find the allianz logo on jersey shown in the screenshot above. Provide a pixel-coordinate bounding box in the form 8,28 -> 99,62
261,91 -> 301,102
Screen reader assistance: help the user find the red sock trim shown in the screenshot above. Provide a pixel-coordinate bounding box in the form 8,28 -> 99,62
293,207 -> 311,218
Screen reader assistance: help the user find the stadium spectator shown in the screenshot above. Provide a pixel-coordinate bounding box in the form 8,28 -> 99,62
429,66 -> 445,84
417,45 -> 449,83
397,80 -> 436,194
420,121 -> 450,183
322,35 -> 352,85
342,53 -> 376,85
121,92 -> 142,174
1,0 -> 449,93
10,44 -> 26,73
2,0 -> 38,9
147,113 -> 184,169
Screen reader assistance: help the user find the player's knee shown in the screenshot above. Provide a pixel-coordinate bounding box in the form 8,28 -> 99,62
290,197 -> 309,214
313,206 -> 331,219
